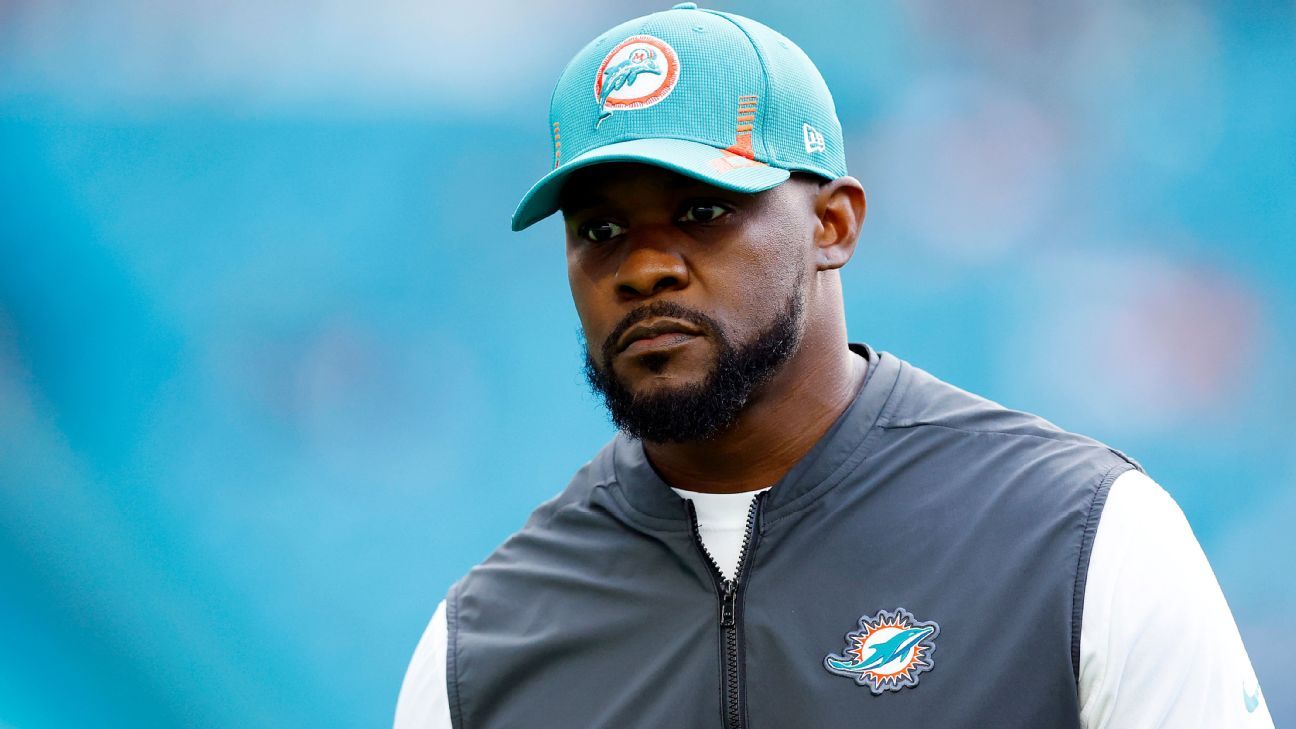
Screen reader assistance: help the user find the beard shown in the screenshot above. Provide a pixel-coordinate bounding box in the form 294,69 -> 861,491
580,276 -> 806,444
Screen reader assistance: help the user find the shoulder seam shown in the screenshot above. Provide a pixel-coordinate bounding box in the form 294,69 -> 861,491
538,493 -> 605,531
882,420 -> 1106,448
446,582 -> 466,729
1071,461 -> 1134,682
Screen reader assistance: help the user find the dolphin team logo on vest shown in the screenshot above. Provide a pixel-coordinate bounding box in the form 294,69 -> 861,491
824,607 -> 940,694
593,35 -> 679,128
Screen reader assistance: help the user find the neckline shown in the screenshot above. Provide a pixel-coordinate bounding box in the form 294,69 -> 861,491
670,485 -> 774,528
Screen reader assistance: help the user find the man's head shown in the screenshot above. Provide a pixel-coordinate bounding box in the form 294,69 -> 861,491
512,4 -> 865,443
564,164 -> 862,442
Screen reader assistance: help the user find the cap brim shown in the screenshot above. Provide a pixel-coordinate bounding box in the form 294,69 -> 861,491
510,138 -> 791,232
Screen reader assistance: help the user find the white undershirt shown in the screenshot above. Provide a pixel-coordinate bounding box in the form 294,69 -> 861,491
393,469 -> 1273,728
671,485 -> 773,582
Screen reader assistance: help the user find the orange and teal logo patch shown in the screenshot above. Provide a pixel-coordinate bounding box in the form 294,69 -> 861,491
593,35 -> 679,127
824,608 -> 939,694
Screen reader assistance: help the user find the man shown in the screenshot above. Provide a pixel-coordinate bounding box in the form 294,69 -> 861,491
396,4 -> 1272,727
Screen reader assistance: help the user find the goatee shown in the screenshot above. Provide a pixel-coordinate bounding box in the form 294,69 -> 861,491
581,283 -> 805,444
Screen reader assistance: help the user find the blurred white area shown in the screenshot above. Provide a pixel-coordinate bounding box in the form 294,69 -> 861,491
849,0 -> 1227,262
1065,1 -> 1227,174
861,76 -> 1062,261
1009,247 -> 1265,431
0,0 -> 599,112
194,314 -> 489,490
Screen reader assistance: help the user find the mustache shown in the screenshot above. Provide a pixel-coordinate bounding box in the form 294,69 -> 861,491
601,300 -> 716,363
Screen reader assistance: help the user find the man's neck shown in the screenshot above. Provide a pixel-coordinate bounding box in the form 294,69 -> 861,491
642,342 -> 867,494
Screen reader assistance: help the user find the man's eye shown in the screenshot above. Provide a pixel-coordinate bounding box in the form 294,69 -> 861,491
679,203 -> 731,224
580,220 -> 625,243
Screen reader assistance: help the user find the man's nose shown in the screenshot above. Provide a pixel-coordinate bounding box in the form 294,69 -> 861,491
614,232 -> 689,299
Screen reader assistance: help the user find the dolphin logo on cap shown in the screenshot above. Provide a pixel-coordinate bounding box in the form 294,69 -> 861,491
593,35 -> 680,129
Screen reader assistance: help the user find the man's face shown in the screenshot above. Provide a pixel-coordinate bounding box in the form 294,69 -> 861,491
560,162 -> 821,443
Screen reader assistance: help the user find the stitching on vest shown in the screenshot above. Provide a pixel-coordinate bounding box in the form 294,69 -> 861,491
447,583 -> 467,729
1105,446 -> 1146,474
599,435 -> 695,532
538,491 -> 602,531
882,420 -> 1110,446
1070,461 -> 1131,683
605,481 -> 693,533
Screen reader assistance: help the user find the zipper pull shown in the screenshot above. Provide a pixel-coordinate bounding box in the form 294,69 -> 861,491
720,581 -> 737,627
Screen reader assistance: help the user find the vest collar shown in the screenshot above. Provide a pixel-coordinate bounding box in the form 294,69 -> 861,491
607,342 -> 903,525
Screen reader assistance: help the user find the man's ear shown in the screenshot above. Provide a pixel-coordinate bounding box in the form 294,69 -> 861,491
812,176 -> 866,271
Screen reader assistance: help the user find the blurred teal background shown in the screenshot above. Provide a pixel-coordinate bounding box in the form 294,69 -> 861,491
1,1 -> 1293,726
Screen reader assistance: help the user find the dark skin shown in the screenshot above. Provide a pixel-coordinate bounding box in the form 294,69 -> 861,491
560,162 -> 868,494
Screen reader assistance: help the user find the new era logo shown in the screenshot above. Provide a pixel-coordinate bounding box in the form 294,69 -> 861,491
803,123 -> 826,154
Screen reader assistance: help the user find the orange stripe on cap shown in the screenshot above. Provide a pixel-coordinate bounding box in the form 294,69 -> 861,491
724,94 -> 760,160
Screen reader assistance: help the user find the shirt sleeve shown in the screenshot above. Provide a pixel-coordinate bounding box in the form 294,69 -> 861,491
394,599 -> 454,729
1079,469 -> 1273,728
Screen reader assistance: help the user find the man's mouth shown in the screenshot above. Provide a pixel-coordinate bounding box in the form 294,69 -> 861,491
622,331 -> 700,354
617,318 -> 703,354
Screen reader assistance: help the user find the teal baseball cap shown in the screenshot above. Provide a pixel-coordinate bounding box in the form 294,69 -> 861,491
511,2 -> 848,232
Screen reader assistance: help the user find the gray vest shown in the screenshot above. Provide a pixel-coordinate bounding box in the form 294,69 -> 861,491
446,343 -> 1142,728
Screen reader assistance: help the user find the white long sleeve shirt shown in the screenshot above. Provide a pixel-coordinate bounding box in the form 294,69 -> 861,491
394,469 -> 1273,728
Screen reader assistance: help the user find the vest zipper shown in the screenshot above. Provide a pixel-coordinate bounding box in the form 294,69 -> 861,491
686,491 -> 766,729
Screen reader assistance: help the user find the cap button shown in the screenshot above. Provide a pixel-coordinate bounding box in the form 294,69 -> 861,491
672,2 -> 698,9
